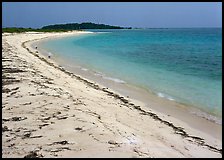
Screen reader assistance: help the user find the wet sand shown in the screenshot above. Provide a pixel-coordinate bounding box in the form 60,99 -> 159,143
2,31 -> 222,158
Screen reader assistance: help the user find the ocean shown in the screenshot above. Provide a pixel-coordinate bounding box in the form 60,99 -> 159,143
39,28 -> 222,120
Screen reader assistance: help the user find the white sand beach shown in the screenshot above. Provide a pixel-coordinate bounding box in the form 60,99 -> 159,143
2,31 -> 222,158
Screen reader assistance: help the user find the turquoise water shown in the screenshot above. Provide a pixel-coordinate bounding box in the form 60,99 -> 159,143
40,28 -> 222,117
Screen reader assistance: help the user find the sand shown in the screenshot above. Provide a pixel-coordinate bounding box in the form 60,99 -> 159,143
2,31 -> 222,158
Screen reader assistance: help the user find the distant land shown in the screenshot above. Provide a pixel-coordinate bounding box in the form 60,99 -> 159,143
2,22 -> 132,33
42,22 -> 132,30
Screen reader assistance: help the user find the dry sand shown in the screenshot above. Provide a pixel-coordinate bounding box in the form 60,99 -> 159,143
2,31 -> 222,158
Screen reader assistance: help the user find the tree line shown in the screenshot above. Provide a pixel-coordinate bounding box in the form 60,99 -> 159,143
42,22 -> 131,30
2,22 -> 132,33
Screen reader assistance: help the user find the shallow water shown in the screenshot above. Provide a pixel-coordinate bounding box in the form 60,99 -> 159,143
40,28 -> 222,118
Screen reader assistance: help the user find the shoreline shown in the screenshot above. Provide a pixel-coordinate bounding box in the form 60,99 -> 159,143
2,31 -> 222,158
34,32 -> 222,127
25,31 -> 223,149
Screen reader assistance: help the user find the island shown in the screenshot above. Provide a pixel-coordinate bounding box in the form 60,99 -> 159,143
42,22 -> 132,30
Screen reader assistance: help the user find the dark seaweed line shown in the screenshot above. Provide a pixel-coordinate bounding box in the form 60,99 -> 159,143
22,37 -> 222,155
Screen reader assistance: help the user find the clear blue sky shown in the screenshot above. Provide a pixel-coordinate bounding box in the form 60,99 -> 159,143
2,2 -> 222,28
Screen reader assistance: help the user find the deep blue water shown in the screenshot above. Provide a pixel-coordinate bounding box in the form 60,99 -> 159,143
40,28 -> 222,117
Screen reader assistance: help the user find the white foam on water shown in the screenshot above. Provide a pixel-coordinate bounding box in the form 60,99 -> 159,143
94,72 -> 103,77
92,71 -> 126,84
103,76 -> 126,84
191,111 -> 222,125
157,92 -> 175,101
157,92 -> 165,98
80,68 -> 88,71
167,97 -> 175,101
95,32 -> 111,34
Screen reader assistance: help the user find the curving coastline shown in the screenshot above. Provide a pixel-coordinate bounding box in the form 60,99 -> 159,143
2,32 -> 222,158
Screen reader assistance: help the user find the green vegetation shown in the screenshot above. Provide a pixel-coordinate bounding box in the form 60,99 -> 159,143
42,22 -> 131,30
2,22 -> 132,33
2,27 -> 72,33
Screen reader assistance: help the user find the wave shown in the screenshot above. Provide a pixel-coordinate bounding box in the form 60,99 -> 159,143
95,32 -> 111,34
191,111 -> 222,125
80,67 -> 88,71
103,76 -> 126,83
93,72 -> 125,84
93,73 -> 102,77
157,92 -> 175,101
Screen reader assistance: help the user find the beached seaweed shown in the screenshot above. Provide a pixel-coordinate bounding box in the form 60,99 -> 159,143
50,147 -> 71,153
48,140 -> 69,146
2,67 -> 26,73
21,37 -> 222,156
24,151 -> 43,158
2,79 -> 21,86
2,126 -> 12,132
22,132 -> 32,139
3,117 -> 27,122
39,123 -> 50,129
74,127 -> 82,131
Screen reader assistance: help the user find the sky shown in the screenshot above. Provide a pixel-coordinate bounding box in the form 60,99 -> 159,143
2,2 -> 222,28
